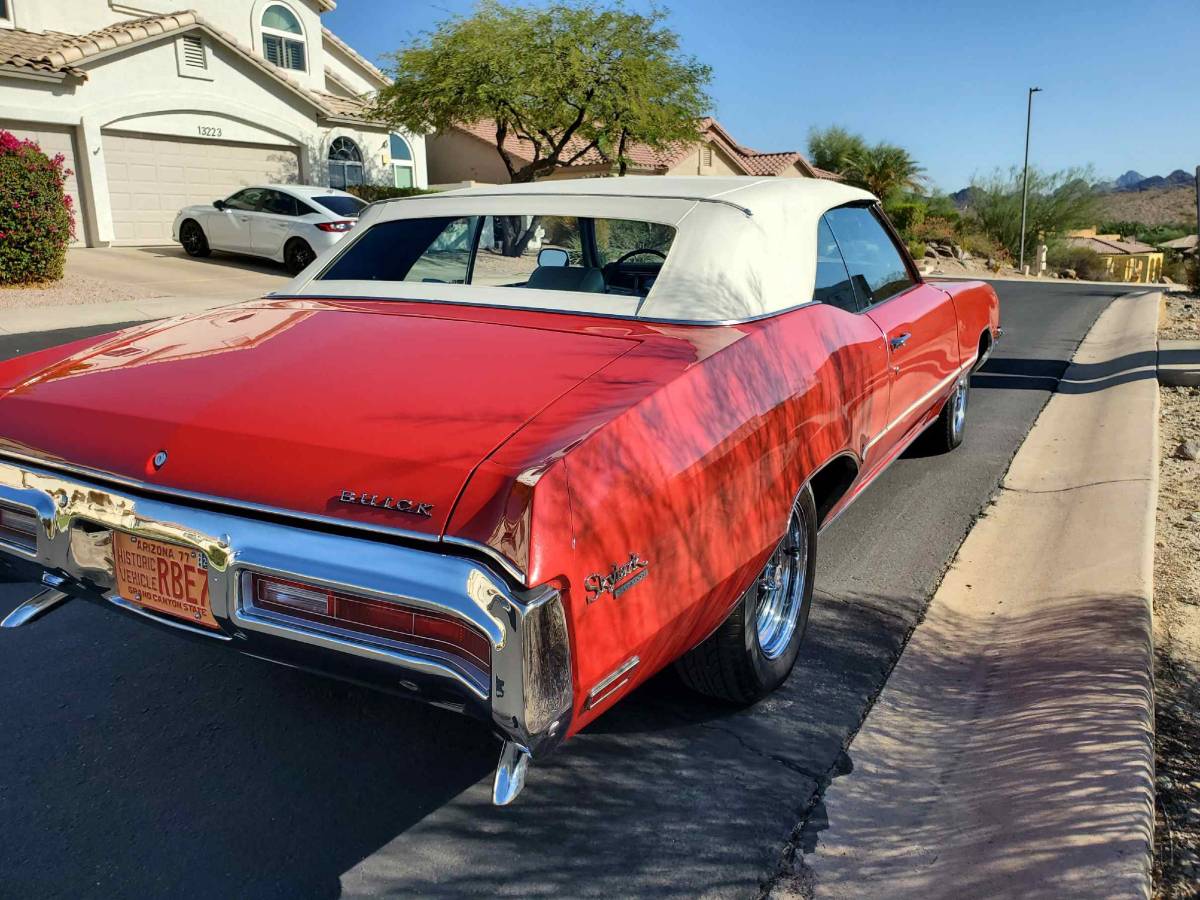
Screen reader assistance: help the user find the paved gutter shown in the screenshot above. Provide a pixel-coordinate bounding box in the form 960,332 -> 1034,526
781,292 -> 1160,899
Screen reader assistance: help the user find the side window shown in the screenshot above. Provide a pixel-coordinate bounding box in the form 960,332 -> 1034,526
225,188 -> 266,212
321,216 -> 480,283
814,217 -> 859,313
823,206 -> 916,307
261,190 -> 298,216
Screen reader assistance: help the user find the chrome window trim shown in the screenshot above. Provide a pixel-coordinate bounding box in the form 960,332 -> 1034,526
0,448 -> 525,583
264,292 -> 819,328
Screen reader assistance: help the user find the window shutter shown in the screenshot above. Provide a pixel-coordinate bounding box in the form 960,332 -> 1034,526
181,35 -> 207,69
262,34 -> 283,67
285,39 -> 306,71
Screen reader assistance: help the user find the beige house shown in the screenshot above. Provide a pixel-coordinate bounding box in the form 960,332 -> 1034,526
427,117 -> 839,186
1065,229 -> 1164,284
0,1 -> 426,247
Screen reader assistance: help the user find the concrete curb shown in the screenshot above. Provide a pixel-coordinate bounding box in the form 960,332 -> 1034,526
1158,339 -> 1200,387
0,295 -> 236,335
787,291 -> 1160,899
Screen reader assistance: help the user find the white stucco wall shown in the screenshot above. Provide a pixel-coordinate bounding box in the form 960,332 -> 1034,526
0,23 -> 427,246
9,0 -> 331,93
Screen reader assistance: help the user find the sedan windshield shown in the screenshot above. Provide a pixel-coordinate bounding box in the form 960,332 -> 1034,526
311,195 -> 367,217
318,214 -> 676,299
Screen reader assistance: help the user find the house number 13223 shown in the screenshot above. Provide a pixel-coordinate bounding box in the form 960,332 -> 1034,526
197,126 -> 223,137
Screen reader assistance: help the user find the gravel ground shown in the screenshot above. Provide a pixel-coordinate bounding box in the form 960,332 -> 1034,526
0,272 -> 165,309
1154,293 -> 1200,899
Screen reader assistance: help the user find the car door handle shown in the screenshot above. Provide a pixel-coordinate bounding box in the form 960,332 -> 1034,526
890,332 -> 911,350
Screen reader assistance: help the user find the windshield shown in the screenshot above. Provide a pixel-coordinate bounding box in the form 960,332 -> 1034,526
318,214 -> 676,299
311,195 -> 367,217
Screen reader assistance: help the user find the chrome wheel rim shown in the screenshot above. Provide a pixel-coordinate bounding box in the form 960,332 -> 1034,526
951,377 -> 968,438
754,506 -> 808,660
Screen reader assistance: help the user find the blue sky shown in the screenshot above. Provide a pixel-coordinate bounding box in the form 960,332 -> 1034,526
326,1 -> 1200,192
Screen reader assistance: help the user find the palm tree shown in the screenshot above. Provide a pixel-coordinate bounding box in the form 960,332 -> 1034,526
843,143 -> 926,200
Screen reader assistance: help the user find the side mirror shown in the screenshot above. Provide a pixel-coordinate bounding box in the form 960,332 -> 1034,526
213,199 -> 226,210
537,247 -> 569,268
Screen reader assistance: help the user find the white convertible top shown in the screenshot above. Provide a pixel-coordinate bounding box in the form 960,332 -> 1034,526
281,176 -> 878,323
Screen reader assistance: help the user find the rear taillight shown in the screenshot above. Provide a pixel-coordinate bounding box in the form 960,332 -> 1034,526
246,573 -> 491,675
315,220 -> 355,233
0,505 -> 38,552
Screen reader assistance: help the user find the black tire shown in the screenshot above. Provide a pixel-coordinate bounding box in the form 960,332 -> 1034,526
179,220 -> 210,258
285,239 -> 316,275
675,485 -> 818,705
929,373 -> 969,453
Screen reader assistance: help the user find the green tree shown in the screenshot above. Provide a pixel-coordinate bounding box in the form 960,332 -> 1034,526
967,166 -> 1098,259
807,126 -> 866,173
807,127 -> 924,201
373,1 -> 711,254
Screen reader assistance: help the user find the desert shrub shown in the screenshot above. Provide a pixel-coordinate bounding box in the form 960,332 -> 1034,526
344,184 -> 434,203
967,166 -> 1097,258
906,239 -> 927,260
0,130 -> 74,285
1099,221 -> 1191,245
911,215 -> 957,245
956,229 -> 1009,263
1046,244 -> 1108,280
885,197 -> 926,235
1163,257 -> 1190,284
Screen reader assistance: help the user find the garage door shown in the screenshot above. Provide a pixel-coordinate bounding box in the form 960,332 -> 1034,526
102,130 -> 300,245
0,121 -> 87,246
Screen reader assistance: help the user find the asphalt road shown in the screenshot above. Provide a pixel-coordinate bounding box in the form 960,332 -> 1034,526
0,281 -> 1129,898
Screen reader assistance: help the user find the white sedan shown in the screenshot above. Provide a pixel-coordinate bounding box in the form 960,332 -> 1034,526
172,184 -> 367,275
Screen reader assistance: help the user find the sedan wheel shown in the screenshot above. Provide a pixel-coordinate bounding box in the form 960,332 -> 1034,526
675,484 -> 817,705
930,373 -> 970,452
285,240 -> 316,275
180,220 -> 210,258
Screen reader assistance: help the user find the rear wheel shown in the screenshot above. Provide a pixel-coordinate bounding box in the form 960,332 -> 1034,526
930,373 -> 969,452
675,485 -> 817,705
284,239 -> 316,275
180,220 -> 210,258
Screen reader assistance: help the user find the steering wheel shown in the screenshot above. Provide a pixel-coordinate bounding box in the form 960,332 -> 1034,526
611,248 -> 667,268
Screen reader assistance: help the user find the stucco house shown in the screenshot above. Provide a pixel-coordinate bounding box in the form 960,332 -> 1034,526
0,0 -> 424,247
1065,229 -> 1164,284
427,117 -> 839,186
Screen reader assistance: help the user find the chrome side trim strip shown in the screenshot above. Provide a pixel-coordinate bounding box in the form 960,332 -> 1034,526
585,655 -> 640,710
863,354 -> 978,455
376,190 -> 756,217
0,449 -> 525,583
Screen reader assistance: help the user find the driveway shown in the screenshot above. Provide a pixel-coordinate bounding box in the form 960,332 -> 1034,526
0,281 -> 1129,898
69,246 -> 290,302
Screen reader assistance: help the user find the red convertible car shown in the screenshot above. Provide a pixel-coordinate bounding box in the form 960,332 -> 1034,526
0,178 -> 998,803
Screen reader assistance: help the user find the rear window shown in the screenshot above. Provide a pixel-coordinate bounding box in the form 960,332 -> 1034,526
319,214 -> 676,299
311,195 -> 367,217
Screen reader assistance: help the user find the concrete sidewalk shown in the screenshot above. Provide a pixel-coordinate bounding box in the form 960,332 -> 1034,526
788,292 -> 1160,898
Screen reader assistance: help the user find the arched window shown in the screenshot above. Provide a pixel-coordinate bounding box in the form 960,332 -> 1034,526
328,137 -> 363,189
390,133 -> 415,189
261,4 -> 306,71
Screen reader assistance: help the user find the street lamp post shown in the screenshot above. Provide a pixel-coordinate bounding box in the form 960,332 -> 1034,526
1018,86 -> 1042,273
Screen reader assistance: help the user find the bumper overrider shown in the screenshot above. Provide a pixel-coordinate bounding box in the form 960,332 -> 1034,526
0,453 -> 572,805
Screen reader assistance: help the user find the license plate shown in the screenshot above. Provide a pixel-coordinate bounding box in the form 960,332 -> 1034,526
112,532 -> 218,630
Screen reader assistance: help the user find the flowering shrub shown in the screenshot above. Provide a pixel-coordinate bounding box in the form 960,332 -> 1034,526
0,130 -> 75,285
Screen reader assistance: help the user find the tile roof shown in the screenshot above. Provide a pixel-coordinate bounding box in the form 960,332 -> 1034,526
0,11 -> 381,125
452,116 -> 830,179
1066,235 -> 1159,255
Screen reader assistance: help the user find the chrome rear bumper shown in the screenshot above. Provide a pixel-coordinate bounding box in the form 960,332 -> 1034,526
0,454 -> 573,793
